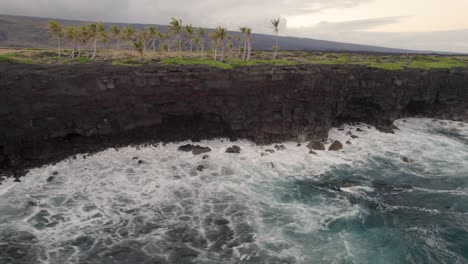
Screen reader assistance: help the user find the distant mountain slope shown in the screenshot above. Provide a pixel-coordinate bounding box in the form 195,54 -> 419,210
0,14 -> 417,53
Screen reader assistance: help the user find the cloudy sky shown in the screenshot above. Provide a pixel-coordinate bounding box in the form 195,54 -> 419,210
2,0 -> 468,52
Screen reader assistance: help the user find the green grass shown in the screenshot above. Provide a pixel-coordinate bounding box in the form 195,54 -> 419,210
111,58 -> 143,66
0,53 -> 34,64
369,62 -> 406,70
160,57 -> 297,69
161,57 -> 234,69
225,58 -> 297,67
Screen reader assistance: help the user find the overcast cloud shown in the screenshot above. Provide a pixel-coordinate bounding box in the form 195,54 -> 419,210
1,0 -> 468,52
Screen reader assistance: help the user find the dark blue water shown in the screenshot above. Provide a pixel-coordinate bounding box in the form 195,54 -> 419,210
0,118 -> 467,263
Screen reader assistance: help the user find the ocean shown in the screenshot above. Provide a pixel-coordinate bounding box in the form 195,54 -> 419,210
1,118 -> 467,264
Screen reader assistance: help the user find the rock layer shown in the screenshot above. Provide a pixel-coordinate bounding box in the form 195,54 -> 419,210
1,63 -> 467,173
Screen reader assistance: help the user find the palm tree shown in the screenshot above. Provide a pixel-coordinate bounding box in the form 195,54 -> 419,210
65,26 -> 78,59
270,18 -> 280,59
185,24 -> 194,53
169,18 -> 183,58
146,26 -> 158,55
239,27 -> 248,61
209,31 -> 219,61
236,35 -> 242,58
198,28 -> 206,58
77,25 -> 90,57
133,34 -> 145,61
48,21 -> 64,58
110,25 -> 121,52
121,26 -> 135,53
215,27 -> 227,61
246,27 -> 252,61
88,23 -> 103,60
100,28 -> 109,59
227,35 -> 233,58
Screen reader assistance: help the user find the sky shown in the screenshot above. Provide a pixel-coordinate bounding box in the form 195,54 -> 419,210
1,0 -> 468,52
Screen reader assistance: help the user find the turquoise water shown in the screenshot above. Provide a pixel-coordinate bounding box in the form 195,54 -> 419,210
0,118 -> 467,263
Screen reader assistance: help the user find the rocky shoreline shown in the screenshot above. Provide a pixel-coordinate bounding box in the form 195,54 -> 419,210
1,62 -> 467,177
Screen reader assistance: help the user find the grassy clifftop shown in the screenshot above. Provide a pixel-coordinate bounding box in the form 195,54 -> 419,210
1,48 -> 468,70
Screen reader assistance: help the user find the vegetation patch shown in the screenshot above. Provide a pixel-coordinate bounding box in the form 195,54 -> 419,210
161,57 -> 233,69
111,58 -> 143,66
0,53 -> 34,64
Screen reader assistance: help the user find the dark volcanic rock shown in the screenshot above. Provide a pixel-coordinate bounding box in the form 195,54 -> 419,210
274,144 -> 286,151
307,141 -> 326,151
192,146 -> 212,155
178,144 -> 194,152
328,141 -> 343,151
196,165 -> 205,171
226,146 -> 241,154
401,156 -> 412,163
0,63 -> 467,175
202,155 -> 209,160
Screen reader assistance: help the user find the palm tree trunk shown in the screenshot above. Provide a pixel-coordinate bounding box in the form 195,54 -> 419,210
221,42 -> 225,61
178,34 -> 182,58
71,40 -> 75,59
189,39 -> 193,53
273,32 -> 278,60
57,38 -> 61,58
91,36 -> 97,59
243,37 -> 247,61
201,40 -> 205,59
77,43 -> 81,57
247,38 -> 251,61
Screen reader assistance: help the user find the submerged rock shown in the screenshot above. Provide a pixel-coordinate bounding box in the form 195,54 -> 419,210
351,135 -> 359,139
226,146 -> 241,154
178,144 -> 194,152
328,141 -> 343,151
274,144 -> 286,151
307,141 -> 326,151
265,149 -> 275,153
192,146 -> 212,155
202,155 -> 209,160
401,156 -> 413,163
346,141 -> 352,145
309,150 -> 317,155
196,165 -> 205,172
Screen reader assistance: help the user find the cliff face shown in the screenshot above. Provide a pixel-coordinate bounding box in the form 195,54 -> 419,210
1,63 -> 467,172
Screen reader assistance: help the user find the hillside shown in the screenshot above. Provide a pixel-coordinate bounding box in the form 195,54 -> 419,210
0,14 -> 418,53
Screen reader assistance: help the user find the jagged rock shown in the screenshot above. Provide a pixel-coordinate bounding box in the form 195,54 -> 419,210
274,144 -> 286,151
401,156 -> 412,163
192,146 -> 211,155
178,144 -> 194,152
14,178 -> 21,182
307,141 -> 326,151
226,146 -> 241,154
328,141 -> 343,151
